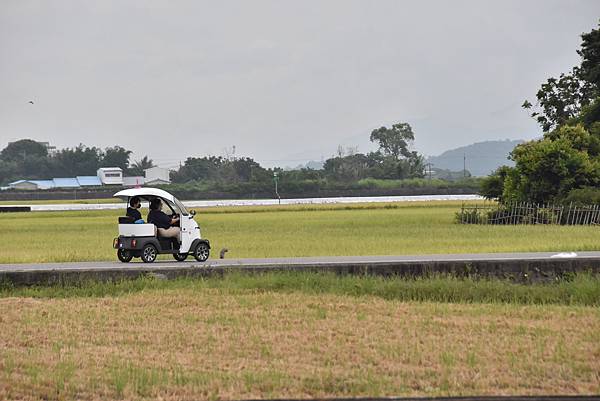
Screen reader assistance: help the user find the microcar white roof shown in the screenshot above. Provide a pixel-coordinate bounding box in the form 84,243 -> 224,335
113,187 -> 176,202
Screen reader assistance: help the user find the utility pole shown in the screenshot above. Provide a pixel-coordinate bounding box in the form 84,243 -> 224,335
273,171 -> 280,205
463,153 -> 466,178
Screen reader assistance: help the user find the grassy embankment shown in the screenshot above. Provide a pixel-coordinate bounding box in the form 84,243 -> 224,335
1,273 -> 599,400
0,201 -> 599,263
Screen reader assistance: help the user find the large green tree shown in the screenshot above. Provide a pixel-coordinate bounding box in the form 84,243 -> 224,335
100,146 -> 132,170
523,21 -> 600,132
369,123 -> 415,160
0,139 -> 47,162
484,21 -> 600,203
367,122 -> 425,179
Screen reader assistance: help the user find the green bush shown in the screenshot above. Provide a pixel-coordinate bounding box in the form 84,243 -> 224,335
563,186 -> 600,205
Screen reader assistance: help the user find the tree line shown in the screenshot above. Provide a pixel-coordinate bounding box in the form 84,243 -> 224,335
482,21 -> 600,205
0,141 -> 154,184
1,122 -> 429,188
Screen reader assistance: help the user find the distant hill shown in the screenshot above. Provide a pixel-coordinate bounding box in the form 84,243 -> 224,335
284,160 -> 325,171
427,139 -> 525,177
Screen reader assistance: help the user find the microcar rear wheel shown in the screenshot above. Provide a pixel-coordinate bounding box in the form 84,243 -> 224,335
117,249 -> 133,263
193,242 -> 210,262
141,244 -> 158,263
173,253 -> 188,262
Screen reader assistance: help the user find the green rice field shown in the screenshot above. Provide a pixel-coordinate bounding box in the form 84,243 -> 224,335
1,201 -> 599,264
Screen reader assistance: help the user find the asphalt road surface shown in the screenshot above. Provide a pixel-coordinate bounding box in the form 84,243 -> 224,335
1,251 -> 599,272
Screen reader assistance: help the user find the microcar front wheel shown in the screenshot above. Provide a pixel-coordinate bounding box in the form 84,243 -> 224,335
173,253 -> 188,262
193,242 -> 210,262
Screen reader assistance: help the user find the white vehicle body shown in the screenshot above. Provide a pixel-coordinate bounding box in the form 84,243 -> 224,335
113,188 -> 209,262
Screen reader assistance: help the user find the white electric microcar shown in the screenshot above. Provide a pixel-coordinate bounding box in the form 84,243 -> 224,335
112,188 -> 210,263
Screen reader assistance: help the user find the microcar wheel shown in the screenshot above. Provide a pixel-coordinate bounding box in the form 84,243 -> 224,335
173,253 -> 188,262
141,244 -> 158,263
117,249 -> 133,263
193,242 -> 210,262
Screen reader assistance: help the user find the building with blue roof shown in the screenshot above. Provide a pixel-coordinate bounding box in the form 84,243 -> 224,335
52,178 -> 80,188
76,176 -> 102,187
5,166 -> 145,190
30,180 -> 55,189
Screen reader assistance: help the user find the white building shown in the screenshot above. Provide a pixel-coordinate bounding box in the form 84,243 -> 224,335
123,176 -> 145,187
144,167 -> 171,185
97,167 -> 123,185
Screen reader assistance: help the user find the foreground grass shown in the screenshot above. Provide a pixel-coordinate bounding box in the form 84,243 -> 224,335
1,201 -> 600,263
0,274 -> 598,399
2,272 -> 600,306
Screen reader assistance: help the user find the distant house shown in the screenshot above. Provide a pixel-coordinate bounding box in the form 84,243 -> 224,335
144,167 -> 170,185
8,180 -> 55,190
97,167 -> 123,185
123,176 -> 145,187
9,180 -> 39,190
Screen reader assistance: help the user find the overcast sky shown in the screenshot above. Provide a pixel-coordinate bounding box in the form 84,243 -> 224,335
1,1 -> 599,168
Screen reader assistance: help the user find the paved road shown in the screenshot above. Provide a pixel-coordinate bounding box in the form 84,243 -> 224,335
1,251 -> 598,272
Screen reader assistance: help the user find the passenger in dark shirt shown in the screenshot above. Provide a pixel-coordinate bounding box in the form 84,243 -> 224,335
126,196 -> 143,223
148,198 -> 180,238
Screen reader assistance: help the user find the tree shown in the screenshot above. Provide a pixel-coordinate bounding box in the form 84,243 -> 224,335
486,22 -> 600,203
369,123 -> 415,160
323,153 -> 369,182
129,156 -> 155,176
0,160 -> 19,185
51,145 -> 102,176
480,166 -> 511,201
170,156 -> 226,183
100,146 -> 132,170
0,139 -> 48,162
578,22 -> 600,88
228,157 -> 269,182
398,151 -> 425,179
502,127 -> 598,203
523,21 -> 600,132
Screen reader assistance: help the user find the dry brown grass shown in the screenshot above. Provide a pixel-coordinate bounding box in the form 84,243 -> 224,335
0,290 -> 599,400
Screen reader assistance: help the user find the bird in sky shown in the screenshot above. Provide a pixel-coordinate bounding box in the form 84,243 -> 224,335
28,100 -> 34,104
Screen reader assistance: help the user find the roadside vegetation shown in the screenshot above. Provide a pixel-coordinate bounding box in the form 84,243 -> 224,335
2,272 -> 600,306
1,201 -> 600,264
1,273 -> 598,400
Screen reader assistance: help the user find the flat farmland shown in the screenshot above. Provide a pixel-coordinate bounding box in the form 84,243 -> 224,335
0,202 -> 599,263
0,276 -> 599,400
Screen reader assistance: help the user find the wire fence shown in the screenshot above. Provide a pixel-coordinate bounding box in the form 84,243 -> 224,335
457,202 -> 600,225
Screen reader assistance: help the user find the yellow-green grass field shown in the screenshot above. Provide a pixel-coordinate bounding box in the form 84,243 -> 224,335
0,280 -> 598,400
1,201 -> 600,263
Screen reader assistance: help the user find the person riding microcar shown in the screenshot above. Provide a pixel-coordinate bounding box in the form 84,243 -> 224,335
148,198 -> 180,238
126,196 -> 144,224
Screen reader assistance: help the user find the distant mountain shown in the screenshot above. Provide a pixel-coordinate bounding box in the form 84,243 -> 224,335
427,139 -> 525,177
